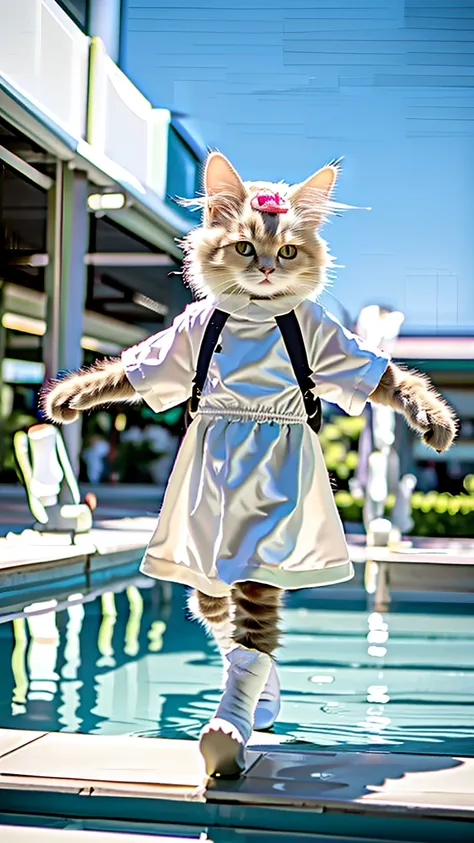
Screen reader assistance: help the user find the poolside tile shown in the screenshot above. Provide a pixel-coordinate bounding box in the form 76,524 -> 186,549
0,515 -> 153,575
0,729 -> 45,759
361,789 -> 474,812
207,749 -> 474,816
0,826 -> 197,842
0,542 -> 89,569
361,754 -> 474,796
0,773 -> 205,801
0,733 -> 206,788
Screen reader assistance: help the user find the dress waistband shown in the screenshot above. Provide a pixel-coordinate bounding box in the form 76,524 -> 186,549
197,407 -> 306,424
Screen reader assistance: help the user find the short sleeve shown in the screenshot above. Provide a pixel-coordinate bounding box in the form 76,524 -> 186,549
303,306 -> 390,416
121,303 -> 210,413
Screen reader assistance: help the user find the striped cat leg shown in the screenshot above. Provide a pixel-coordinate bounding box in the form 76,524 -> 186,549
232,582 -> 282,732
232,581 -> 283,654
199,583 -> 282,778
189,590 -> 233,681
191,588 -> 281,727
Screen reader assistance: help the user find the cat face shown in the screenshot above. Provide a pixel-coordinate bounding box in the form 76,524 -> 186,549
181,153 -> 341,300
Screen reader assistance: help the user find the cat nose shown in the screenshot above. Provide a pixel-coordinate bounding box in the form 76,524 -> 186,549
258,265 -> 275,275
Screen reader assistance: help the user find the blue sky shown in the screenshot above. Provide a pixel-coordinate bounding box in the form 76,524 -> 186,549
121,0 -> 474,332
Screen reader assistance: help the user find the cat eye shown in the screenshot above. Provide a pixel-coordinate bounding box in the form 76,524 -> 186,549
278,244 -> 298,260
235,241 -> 255,257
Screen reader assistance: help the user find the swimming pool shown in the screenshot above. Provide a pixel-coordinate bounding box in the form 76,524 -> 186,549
0,575 -> 473,757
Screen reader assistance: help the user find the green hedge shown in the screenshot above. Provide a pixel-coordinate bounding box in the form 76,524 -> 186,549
335,491 -> 474,538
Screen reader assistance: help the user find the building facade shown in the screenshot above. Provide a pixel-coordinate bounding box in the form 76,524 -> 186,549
0,0 -> 204,480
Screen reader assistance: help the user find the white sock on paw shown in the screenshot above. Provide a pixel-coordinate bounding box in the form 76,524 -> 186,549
200,645 -> 272,776
210,617 -> 281,727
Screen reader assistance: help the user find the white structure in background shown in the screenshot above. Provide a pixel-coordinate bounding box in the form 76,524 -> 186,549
0,0 -> 89,140
13,424 -> 92,534
351,305 -> 416,549
0,0 -> 194,473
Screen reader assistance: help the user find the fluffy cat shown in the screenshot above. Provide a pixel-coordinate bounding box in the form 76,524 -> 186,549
44,152 -> 457,778
44,154 -> 456,451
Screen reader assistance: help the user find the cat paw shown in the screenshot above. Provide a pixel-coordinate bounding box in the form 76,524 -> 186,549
42,378 -> 81,424
422,416 -> 457,453
400,392 -> 457,453
199,718 -> 246,778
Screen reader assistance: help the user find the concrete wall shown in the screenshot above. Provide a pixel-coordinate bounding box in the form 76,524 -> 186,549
121,0 -> 474,330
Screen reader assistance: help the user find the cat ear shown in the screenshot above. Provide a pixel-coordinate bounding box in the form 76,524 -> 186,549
204,152 -> 246,224
205,152 -> 245,197
289,161 -> 340,205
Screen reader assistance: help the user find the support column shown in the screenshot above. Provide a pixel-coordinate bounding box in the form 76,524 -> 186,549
0,281 -> 6,474
44,163 -> 89,476
0,166 -> 5,475
44,162 -> 63,384
89,0 -> 122,64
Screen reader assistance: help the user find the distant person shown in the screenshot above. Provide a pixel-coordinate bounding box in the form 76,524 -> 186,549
82,436 -> 109,484
145,425 -> 179,486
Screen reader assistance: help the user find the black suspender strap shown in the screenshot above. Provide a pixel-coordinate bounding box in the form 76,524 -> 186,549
275,311 -> 322,434
189,306 -> 321,434
189,308 -> 230,415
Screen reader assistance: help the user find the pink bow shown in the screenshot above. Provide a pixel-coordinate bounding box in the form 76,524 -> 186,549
250,191 -> 290,214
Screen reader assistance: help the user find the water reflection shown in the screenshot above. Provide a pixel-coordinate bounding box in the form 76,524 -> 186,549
58,602 -> 85,731
11,617 -> 28,714
0,582 -> 473,757
0,578 -> 171,735
26,610 -> 60,704
97,593 -> 118,668
360,611 -> 392,738
124,585 -> 143,657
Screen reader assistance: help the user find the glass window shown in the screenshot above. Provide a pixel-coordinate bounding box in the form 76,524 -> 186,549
56,0 -> 89,31
166,128 -> 200,214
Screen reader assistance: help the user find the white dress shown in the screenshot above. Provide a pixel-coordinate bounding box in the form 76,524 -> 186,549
122,293 -> 389,597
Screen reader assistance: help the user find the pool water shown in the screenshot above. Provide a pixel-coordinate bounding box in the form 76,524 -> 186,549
0,577 -> 473,757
